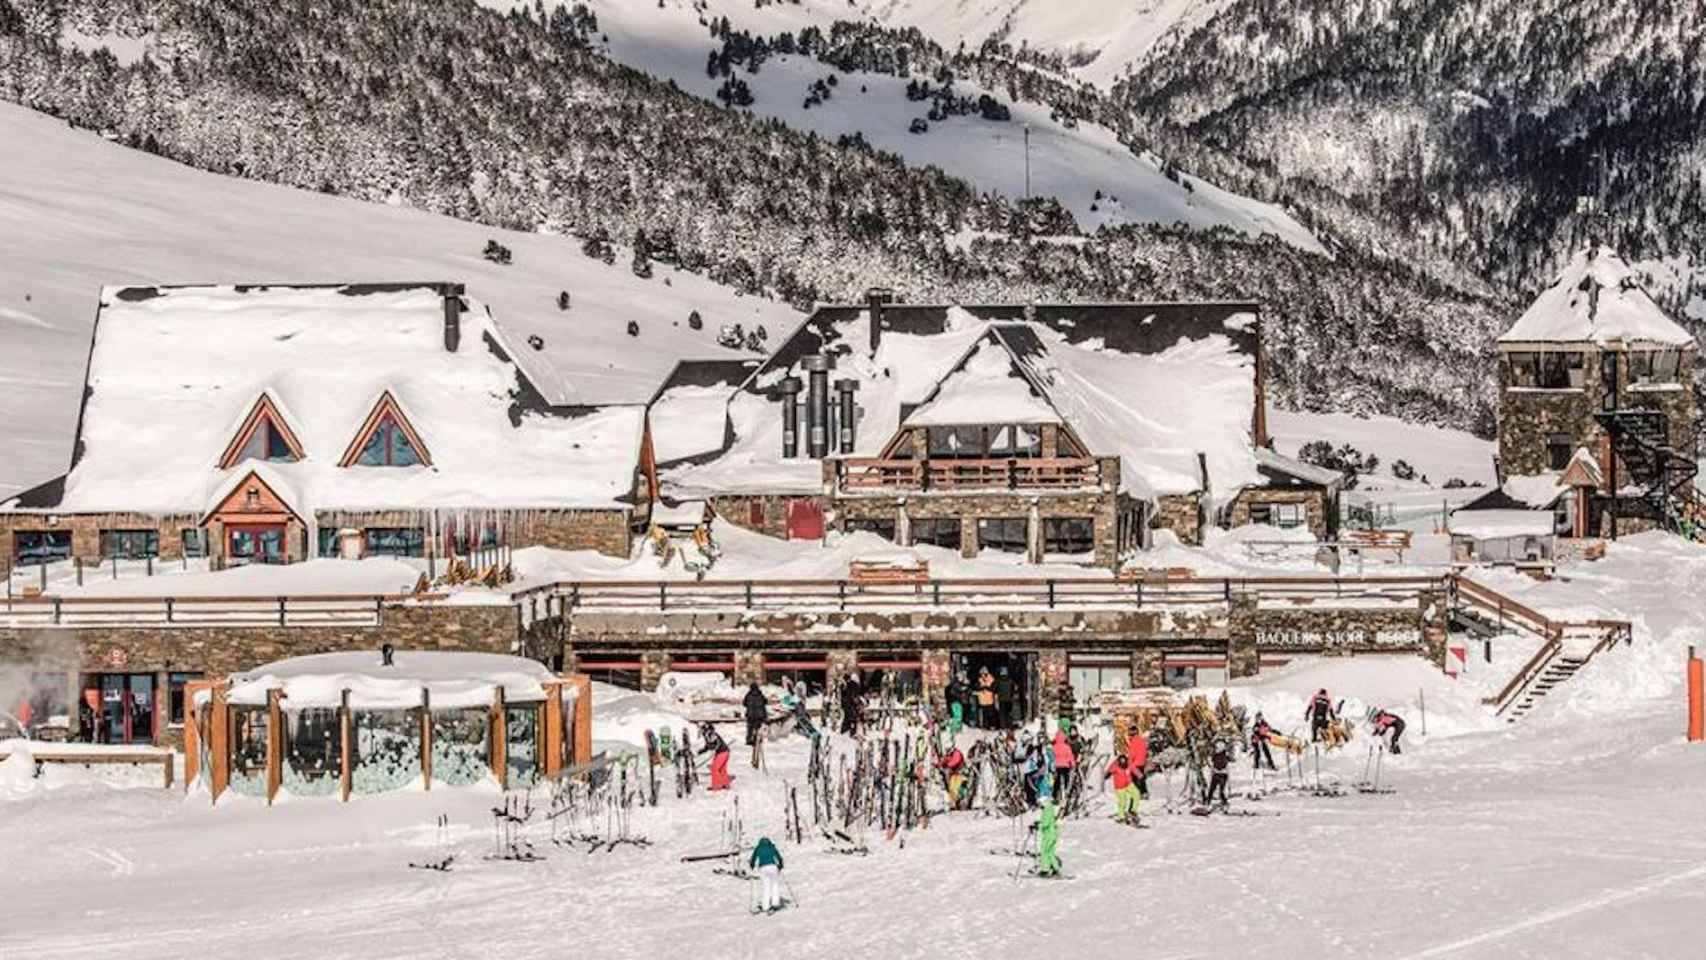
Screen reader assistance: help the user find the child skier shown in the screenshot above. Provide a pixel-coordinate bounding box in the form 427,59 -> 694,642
1105,752 -> 1140,824
700,722 -> 733,791
1370,708 -> 1406,755
749,835 -> 786,912
938,742 -> 968,809
1250,711 -> 1277,770
1034,798 -> 1062,877
1207,738 -> 1232,809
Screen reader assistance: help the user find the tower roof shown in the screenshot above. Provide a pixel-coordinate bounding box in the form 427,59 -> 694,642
1499,246 -> 1693,347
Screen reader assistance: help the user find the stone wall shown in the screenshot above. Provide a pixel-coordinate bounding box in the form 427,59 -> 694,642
712,495 -> 815,540
1225,488 -> 1331,541
1233,601 -> 1425,657
1130,647 -> 1163,687
1151,493 -> 1203,546
1,512 -> 204,572
1499,345 -> 1698,478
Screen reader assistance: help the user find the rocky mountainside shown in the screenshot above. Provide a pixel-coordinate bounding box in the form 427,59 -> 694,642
0,0 -> 1517,431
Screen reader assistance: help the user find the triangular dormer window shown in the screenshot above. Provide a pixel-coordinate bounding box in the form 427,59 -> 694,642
339,392 -> 432,468
219,394 -> 305,469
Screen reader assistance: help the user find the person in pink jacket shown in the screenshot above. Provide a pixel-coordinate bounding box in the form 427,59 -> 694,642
1051,727 -> 1076,802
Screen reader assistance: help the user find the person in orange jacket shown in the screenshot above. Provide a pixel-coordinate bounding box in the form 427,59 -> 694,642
1050,726 -> 1077,802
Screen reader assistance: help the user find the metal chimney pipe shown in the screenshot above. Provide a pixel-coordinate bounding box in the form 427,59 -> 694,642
441,283 -> 464,353
802,355 -> 833,458
835,378 -> 860,453
866,287 -> 894,357
778,376 -> 803,458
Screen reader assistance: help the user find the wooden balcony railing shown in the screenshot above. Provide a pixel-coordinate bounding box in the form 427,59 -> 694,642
837,457 -> 1102,492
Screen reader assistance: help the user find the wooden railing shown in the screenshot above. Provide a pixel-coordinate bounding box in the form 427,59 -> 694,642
0,592 -> 445,628
836,457 -> 1101,492
512,574 -> 1442,620
1454,574 -> 1633,715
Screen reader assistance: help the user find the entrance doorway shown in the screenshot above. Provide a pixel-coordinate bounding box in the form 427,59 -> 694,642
949,652 -> 1036,728
84,673 -> 156,745
228,524 -> 286,565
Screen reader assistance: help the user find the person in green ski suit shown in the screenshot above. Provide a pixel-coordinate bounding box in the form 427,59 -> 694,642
1034,799 -> 1062,877
750,836 -> 785,912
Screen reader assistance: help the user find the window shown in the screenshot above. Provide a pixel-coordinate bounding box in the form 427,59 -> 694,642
13,530 -> 71,564
101,529 -> 159,559
237,417 -> 296,463
356,412 -> 424,466
317,526 -> 340,558
227,526 -> 285,565
927,425 -> 988,459
1272,503 -> 1307,529
1546,433 -> 1574,471
988,424 -> 1043,458
365,528 -> 425,557
220,396 -> 303,468
844,517 -> 896,541
181,528 -> 206,558
910,517 -> 961,549
977,517 -> 1028,554
1629,350 -> 1681,385
1507,351 -> 1582,389
1163,665 -> 1196,690
167,672 -> 203,726
1043,516 -> 1095,555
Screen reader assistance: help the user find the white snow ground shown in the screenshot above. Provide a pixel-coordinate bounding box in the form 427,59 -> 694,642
0,101 -> 799,500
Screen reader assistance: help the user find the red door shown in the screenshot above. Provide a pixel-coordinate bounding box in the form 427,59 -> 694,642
786,499 -> 824,540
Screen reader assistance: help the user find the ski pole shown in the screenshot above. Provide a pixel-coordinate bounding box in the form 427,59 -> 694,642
782,873 -> 801,908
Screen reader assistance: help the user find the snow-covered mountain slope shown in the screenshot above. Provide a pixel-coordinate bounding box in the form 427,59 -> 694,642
852,0 -> 1230,86
0,102 -> 799,500
480,0 -> 1318,251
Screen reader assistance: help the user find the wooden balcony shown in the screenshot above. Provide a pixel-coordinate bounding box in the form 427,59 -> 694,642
835,457 -> 1104,493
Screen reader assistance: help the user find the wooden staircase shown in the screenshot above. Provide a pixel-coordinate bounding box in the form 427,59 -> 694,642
1448,575 -> 1633,722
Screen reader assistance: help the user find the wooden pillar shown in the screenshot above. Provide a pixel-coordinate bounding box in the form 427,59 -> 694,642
208,682 -> 229,805
265,688 -> 283,806
153,670 -> 168,748
339,689 -> 352,802
420,687 -> 433,791
543,683 -> 564,779
571,674 -> 593,767
183,680 -> 212,791
490,686 -> 508,790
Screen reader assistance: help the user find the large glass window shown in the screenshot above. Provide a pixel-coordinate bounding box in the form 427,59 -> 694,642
237,416 -> 297,462
1507,351 -> 1583,389
1629,349 -> 1682,385
101,529 -> 159,559
356,413 -> 423,467
927,425 -> 988,459
977,517 -> 1028,554
167,671 -> 203,726
987,424 -> 1043,458
13,530 -> 71,564
181,528 -> 206,558
910,517 -> 961,549
365,528 -> 425,557
1043,516 -> 1095,555
844,517 -> 897,541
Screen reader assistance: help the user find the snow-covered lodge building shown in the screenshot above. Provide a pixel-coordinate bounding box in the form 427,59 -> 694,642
1481,247 -> 1700,539
0,284 -> 647,567
649,293 -> 1340,564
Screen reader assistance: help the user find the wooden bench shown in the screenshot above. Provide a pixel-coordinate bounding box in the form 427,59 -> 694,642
1342,529 -> 1413,560
848,559 -> 930,585
0,748 -> 174,788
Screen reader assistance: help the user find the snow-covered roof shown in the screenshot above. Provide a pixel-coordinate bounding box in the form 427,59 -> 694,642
663,301 -> 1264,501
1499,247 -> 1694,346
1254,448 -> 1344,488
225,651 -> 569,710
646,359 -> 757,467
9,284 -> 644,515
1449,510 -> 1556,539
1501,472 -> 1571,509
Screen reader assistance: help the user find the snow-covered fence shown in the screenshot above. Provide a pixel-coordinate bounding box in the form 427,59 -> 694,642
512,574 -> 1443,620
0,593 -> 443,628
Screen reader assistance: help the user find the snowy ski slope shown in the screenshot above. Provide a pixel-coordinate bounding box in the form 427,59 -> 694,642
478,0 -> 1320,250
0,102 -> 800,500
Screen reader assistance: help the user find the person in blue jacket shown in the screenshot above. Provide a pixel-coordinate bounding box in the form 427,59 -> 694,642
750,835 -> 785,912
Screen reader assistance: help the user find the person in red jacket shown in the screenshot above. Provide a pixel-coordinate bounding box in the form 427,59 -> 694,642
1250,711 -> 1277,770
1051,727 -> 1077,802
1370,708 -> 1406,755
938,743 -> 968,808
1306,689 -> 1336,742
1105,752 -> 1141,823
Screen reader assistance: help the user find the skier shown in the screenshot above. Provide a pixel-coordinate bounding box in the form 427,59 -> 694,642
944,673 -> 966,736
1306,688 -> 1336,742
1033,797 -> 1062,878
749,835 -> 786,912
1105,752 -> 1140,824
743,682 -> 769,751
1370,708 -> 1406,755
938,741 -> 967,809
1126,728 -> 1150,775
1050,726 -> 1076,804
1250,711 -> 1277,770
838,673 -> 864,736
780,681 -> 818,740
700,722 -> 733,791
995,667 -> 1015,728
1206,738 -> 1232,808
976,668 -> 998,729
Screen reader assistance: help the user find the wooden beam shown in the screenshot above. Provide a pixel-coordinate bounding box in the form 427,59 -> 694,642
339,689 -> 352,803
490,686 -> 507,790
421,687 -> 433,791
571,674 -> 593,767
265,688 -> 283,807
183,680 -> 210,791
208,682 -> 229,805
542,685 -> 563,779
